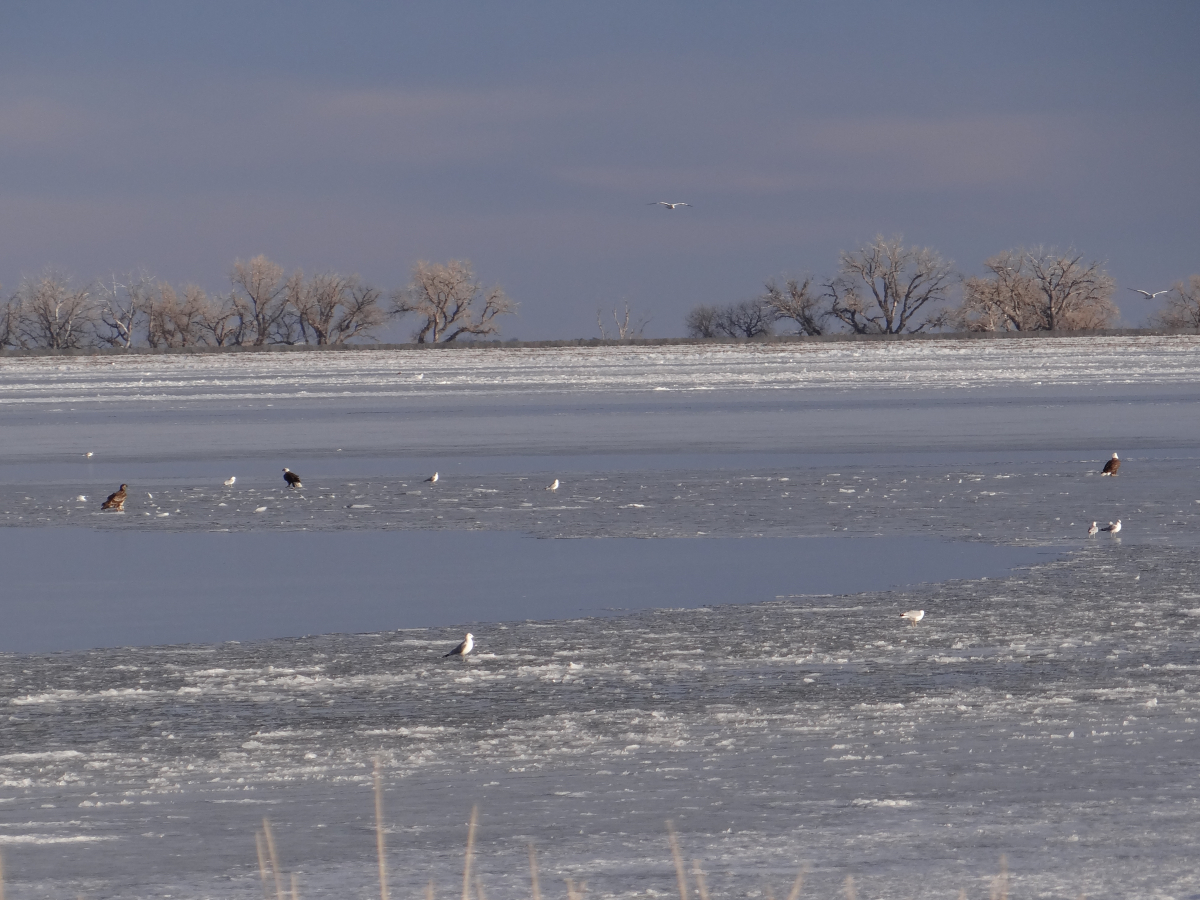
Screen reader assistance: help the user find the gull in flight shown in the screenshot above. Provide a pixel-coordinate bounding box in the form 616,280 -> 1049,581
900,610 -> 924,627
425,472 -> 439,483
444,632 -> 474,658
224,476 -> 236,487
1129,288 -> 1169,300
547,479 -> 559,491
650,201 -> 691,209
1088,521 -> 1099,536
1101,519 -> 1122,534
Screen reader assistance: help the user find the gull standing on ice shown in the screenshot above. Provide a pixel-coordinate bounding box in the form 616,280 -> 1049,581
650,201 -> 691,209
547,479 -> 559,491
282,468 -> 303,489
444,633 -> 474,658
1101,453 -> 1121,476
900,610 -> 925,627
1129,288 -> 1169,300
425,472 -> 439,483
1102,520 -> 1122,534
1088,521 -> 1099,536
224,476 -> 236,487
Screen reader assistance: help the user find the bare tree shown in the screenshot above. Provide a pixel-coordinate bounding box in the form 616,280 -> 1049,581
1150,275 -> 1200,332
762,277 -> 827,335
717,299 -> 774,338
14,272 -> 94,349
196,291 -> 242,347
229,255 -> 290,346
391,260 -> 516,342
0,290 -> 21,349
952,249 -> 1117,332
685,304 -> 722,338
144,282 -> 212,348
597,301 -> 651,340
292,273 -> 386,345
94,272 -> 154,349
826,236 -> 954,334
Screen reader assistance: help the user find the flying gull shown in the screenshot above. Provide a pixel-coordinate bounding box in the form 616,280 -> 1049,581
1129,288 -> 1169,300
224,476 -> 236,487
1101,453 -> 1121,476
1101,519 -> 1122,534
1088,521 -> 1099,536
900,610 -> 924,627
650,201 -> 691,209
444,633 -> 474,658
282,468 -> 303,489
425,472 -> 439,483
101,484 -> 128,511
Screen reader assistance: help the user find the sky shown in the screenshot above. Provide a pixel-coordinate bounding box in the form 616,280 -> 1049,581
1,1 -> 1197,340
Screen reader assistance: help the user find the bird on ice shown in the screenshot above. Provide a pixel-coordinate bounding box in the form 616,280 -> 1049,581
900,610 -> 925,627
650,201 -> 691,209
1101,453 -> 1121,476
84,451 -> 94,458
425,472 -> 439,483
76,495 -> 87,502
547,479 -> 559,491
282,468 -> 303,489
101,484 -> 128,511
1129,288 -> 1169,300
224,476 -> 236,487
1101,520 -> 1122,534
1088,521 -> 1099,536
444,633 -> 474,657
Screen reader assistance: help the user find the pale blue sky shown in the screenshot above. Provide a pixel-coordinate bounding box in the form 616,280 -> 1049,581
1,1 -> 1197,338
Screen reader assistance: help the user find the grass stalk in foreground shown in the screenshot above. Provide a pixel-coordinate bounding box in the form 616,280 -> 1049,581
375,757 -> 390,900
462,805 -> 479,900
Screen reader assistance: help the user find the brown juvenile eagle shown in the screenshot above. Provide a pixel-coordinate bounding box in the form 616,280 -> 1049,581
101,484 -> 127,511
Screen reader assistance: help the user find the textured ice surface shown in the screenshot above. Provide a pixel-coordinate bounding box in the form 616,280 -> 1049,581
1,338 -> 1200,899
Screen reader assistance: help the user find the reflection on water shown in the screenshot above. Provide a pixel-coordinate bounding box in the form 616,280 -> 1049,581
0,528 -> 1047,653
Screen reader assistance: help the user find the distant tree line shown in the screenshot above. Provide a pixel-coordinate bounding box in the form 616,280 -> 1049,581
687,236 -> 1200,337
0,256 -> 516,351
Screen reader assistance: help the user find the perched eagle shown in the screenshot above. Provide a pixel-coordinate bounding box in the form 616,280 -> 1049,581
101,484 -> 128,511
1101,453 -> 1121,476
282,468 -> 303,489
444,633 -> 474,658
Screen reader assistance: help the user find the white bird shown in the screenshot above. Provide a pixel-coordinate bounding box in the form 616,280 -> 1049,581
444,632 -> 474,657
1088,521 -> 1099,536
76,495 -> 87,502
224,476 -> 236,487
650,201 -> 691,209
84,451 -> 94,458
415,373 -> 424,380
425,472 -> 439,483
1102,519 -> 1122,534
1129,288 -> 1169,299
900,610 -> 925,627
547,479 -> 559,491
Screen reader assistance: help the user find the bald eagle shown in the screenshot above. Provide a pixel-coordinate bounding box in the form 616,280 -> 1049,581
444,633 -> 474,657
282,468 -> 303,489
1101,453 -> 1121,476
101,484 -> 128,511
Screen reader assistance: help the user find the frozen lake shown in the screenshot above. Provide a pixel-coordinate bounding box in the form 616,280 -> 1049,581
2,337 -> 1200,899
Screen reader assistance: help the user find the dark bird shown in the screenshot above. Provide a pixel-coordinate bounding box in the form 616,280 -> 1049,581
282,468 -> 303,489
101,484 -> 128,511
444,632 -> 474,658
1101,453 -> 1121,476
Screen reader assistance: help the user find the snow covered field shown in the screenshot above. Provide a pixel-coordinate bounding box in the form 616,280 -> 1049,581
2,336 -> 1200,899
